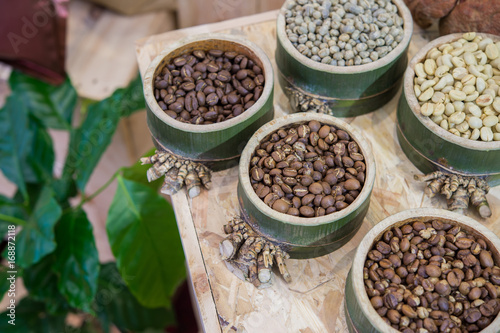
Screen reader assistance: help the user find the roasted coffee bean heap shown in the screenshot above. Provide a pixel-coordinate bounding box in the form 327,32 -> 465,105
154,49 -> 265,125
364,220 -> 500,333
249,120 -> 366,217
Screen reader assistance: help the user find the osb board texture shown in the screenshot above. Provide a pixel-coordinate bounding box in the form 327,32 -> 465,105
136,14 -> 500,333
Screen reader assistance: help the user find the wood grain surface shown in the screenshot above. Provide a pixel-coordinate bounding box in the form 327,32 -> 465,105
136,12 -> 500,333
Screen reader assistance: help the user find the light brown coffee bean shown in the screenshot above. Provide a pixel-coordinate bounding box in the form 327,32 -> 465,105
345,178 -> 361,190
299,205 -> 314,217
272,199 -> 290,213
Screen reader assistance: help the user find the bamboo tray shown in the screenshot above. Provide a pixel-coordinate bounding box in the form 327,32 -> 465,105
135,11 -> 500,333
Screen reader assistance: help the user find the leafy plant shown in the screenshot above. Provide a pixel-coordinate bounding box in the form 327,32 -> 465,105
0,71 -> 186,332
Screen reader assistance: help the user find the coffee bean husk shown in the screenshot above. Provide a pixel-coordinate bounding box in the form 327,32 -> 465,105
154,49 -> 265,125
249,120 -> 366,217
364,219 -> 500,332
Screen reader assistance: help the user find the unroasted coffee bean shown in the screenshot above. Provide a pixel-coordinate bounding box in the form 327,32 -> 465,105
364,218 -> 500,333
154,49 -> 265,124
250,121 -> 366,217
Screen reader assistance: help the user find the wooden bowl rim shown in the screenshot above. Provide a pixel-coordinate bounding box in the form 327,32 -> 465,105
276,0 -> 413,74
351,208 -> 500,333
404,32 -> 500,151
239,112 -> 376,227
143,33 -> 274,133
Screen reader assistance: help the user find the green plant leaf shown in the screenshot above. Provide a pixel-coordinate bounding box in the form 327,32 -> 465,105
0,88 -> 55,197
9,71 -> 76,130
11,186 -> 61,268
0,93 -> 32,199
53,209 -> 99,313
0,195 -> 27,234
109,74 -> 146,118
63,104 -> 120,191
51,177 -> 77,209
120,148 -> 162,191
0,297 -> 66,333
106,177 -> 185,308
93,263 -> 175,332
22,254 -> 69,315
22,116 -> 55,184
62,74 -> 145,191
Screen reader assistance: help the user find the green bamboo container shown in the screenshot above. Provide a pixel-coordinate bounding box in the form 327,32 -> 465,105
143,34 -> 274,169
275,0 -> 413,117
238,113 -> 375,259
397,33 -> 500,186
345,208 -> 500,333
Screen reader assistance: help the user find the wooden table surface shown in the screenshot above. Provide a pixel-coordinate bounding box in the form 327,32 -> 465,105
135,11 -> 500,333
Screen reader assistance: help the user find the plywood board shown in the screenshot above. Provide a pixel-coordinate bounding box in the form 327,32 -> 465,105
136,13 -> 500,332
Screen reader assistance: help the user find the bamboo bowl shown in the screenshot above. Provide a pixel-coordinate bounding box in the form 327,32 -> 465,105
238,113 -> 375,259
397,33 -> 500,186
275,0 -> 413,117
345,208 -> 500,333
143,34 -> 274,169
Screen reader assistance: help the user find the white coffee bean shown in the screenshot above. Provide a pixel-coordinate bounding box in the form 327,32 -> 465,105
469,116 -> 483,129
463,52 -> 476,65
440,119 -> 449,130
432,115 -> 443,124
483,115 -> 499,127
415,63 -> 426,78
480,126 -> 494,141
467,104 -> 482,117
418,88 -> 434,102
414,85 -> 421,98
435,65 -> 450,78
450,90 -> 467,101
456,121 -> 469,133
479,38 -> 494,51
477,94 -> 494,106
421,80 -> 436,91
453,101 -> 465,112
462,130 -> 472,139
476,77 -> 486,93
463,32 -> 476,41
424,59 -> 437,75
445,103 -> 455,116
433,103 -> 445,116
463,42 -> 479,52
461,74 -> 476,86
451,56 -> 465,67
441,54 -> 453,68
470,128 -> 480,140
431,91 -> 446,104
465,91 -> 479,102
462,85 -> 475,95
420,102 -> 434,116
449,111 -> 465,124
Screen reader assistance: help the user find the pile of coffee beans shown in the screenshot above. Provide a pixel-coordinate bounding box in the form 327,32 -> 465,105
364,219 -> 500,332
414,32 -> 500,142
283,0 -> 404,66
154,49 -> 265,125
249,120 -> 366,217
